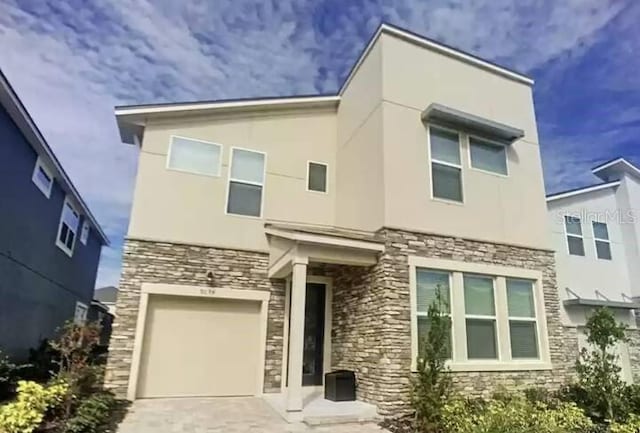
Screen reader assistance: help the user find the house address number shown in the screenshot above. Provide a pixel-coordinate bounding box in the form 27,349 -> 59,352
199,288 -> 217,296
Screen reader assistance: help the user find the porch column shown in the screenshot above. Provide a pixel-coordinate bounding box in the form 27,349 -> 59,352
286,257 -> 308,414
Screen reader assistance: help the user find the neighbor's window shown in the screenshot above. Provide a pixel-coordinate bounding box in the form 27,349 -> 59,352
469,137 -> 508,175
564,216 -> 585,256
167,136 -> 221,176
80,221 -> 90,245
463,275 -> 498,359
429,126 -> 463,202
32,157 -> 53,198
226,148 -> 266,217
74,302 -> 88,325
507,279 -> 539,359
56,198 -> 80,257
307,162 -> 328,193
593,222 -> 612,260
415,269 -> 452,358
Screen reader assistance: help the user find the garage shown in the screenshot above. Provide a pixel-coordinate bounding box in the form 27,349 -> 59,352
135,293 -> 264,398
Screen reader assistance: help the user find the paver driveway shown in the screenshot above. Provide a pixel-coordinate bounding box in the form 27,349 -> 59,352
116,397 -> 386,433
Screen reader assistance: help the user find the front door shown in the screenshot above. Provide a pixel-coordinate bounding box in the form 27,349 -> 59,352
302,283 -> 326,386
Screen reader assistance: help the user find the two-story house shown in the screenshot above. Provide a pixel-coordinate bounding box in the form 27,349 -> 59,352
0,70 -> 109,359
106,23 -> 577,420
547,157 -> 640,383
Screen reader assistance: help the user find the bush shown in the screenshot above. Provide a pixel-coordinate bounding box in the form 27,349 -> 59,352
0,353 -> 20,402
610,414 -> 640,433
64,391 -> 117,433
0,380 -> 68,433
24,340 -> 59,383
442,394 -> 592,433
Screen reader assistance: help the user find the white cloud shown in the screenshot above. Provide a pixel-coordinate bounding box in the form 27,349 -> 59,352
0,0 -> 636,287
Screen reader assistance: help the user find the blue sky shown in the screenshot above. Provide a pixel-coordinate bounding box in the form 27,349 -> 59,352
1,0 -> 639,288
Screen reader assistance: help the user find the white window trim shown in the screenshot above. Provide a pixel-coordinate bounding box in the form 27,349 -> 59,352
306,160 -> 329,194
564,215 -> 585,256
80,220 -> 90,245
224,146 -> 267,219
166,135 -> 223,177
592,221 -> 612,260
56,197 -> 79,257
74,301 -> 88,325
32,157 -> 54,198
467,134 -> 510,177
408,256 -> 551,372
426,123 -> 465,205
463,274 -> 501,361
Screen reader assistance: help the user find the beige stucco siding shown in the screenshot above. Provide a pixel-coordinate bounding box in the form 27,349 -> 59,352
128,110 -> 337,251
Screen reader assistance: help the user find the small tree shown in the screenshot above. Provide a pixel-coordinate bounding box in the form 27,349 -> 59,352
411,285 -> 452,432
575,307 -> 628,421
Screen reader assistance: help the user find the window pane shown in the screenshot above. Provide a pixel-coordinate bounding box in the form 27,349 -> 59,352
59,224 -> 69,243
469,138 -> 507,175
596,240 -> 612,260
567,236 -> 585,256
466,319 -> 497,359
62,204 -> 79,231
507,279 -> 535,318
308,163 -> 327,192
564,216 -> 582,236
430,128 -> 460,165
168,137 -> 220,175
66,230 -> 75,249
463,275 -> 495,316
231,149 -> 265,183
432,163 -> 462,202
417,316 -> 452,359
36,166 -> 52,185
510,321 -> 538,359
593,222 -> 609,240
227,181 -> 262,217
416,270 -> 450,313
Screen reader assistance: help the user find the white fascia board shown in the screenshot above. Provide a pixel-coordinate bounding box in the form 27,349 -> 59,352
546,181 -> 620,203
592,158 -> 640,178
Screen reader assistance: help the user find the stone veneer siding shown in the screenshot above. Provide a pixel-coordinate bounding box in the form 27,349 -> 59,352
322,228 -> 579,416
627,329 -> 640,383
104,239 -> 285,397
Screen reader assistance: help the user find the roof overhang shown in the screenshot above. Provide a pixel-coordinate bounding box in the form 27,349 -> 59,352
563,298 -> 640,310
422,103 -> 525,143
115,95 -> 340,145
265,226 -> 384,278
546,180 -> 620,203
0,70 -> 109,245
591,157 -> 640,182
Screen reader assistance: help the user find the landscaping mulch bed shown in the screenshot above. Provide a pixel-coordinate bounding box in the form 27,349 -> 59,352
379,414 -> 414,433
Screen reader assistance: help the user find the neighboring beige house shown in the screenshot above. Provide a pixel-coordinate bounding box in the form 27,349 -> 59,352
547,157 -> 640,383
106,23 -> 577,420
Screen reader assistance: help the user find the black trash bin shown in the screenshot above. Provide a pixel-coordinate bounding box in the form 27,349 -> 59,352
324,370 -> 356,402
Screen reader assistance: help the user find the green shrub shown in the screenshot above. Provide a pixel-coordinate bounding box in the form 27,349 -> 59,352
24,339 -> 59,383
0,380 -> 68,433
610,414 -> 640,433
442,394 -> 592,433
0,352 -> 30,402
64,391 -> 116,433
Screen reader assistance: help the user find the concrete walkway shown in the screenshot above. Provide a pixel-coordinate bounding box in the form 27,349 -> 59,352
116,397 -> 386,433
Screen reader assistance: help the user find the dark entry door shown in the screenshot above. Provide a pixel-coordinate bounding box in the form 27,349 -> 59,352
302,283 -> 326,386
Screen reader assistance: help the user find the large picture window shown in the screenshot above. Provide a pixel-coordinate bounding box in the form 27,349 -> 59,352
226,148 -> 266,217
167,136 -> 221,176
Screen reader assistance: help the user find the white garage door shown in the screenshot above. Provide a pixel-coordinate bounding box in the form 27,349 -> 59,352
137,294 -> 262,398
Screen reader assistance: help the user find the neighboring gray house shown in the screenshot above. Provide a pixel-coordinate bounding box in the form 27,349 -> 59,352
95,286 -> 118,315
0,69 -> 109,360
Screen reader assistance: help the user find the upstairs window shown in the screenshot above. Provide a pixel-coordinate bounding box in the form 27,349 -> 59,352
56,198 -> 80,257
429,126 -> 463,202
469,137 -> 508,175
593,221 -> 612,260
564,216 -> 585,256
226,148 -> 266,217
167,136 -> 221,176
32,157 -> 53,198
80,221 -> 90,245
307,161 -> 328,193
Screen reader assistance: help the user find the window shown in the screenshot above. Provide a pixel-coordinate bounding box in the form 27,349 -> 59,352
593,222 -> 612,260
80,221 -> 90,245
56,198 -> 80,257
429,126 -> 463,202
226,148 -> 266,217
74,302 -> 88,325
32,157 -> 53,198
167,136 -> 221,176
409,256 -> 549,371
564,216 -> 585,256
415,269 -> 452,358
307,161 -> 328,193
463,275 -> 498,359
469,137 -> 508,175
507,279 -> 539,359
